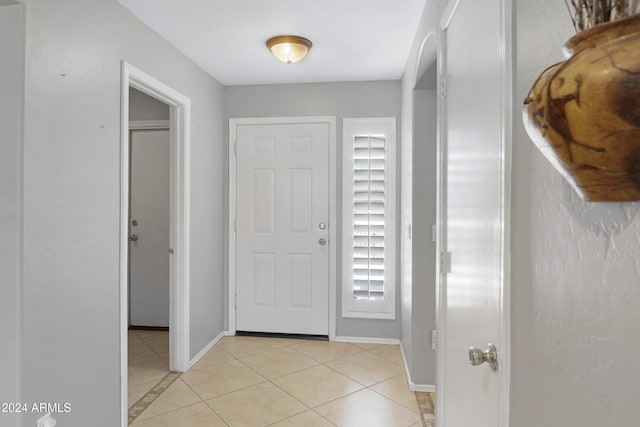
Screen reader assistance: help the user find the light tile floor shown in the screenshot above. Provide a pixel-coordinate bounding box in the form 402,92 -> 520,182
129,333 -> 435,427
128,330 -> 170,408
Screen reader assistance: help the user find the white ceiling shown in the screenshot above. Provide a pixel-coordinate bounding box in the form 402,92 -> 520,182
117,0 -> 427,86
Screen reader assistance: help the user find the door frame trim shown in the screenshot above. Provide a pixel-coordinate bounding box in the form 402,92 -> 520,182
228,116 -> 337,340
436,0 -> 512,425
129,119 -> 170,130
120,62 -> 191,427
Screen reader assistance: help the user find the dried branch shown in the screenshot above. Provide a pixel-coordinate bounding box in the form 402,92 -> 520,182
564,0 -> 580,31
566,0 -> 631,32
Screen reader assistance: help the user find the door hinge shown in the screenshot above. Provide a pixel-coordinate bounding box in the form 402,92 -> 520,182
440,251 -> 452,274
234,141 -> 237,156
440,74 -> 447,97
234,294 -> 237,308
169,248 -> 174,255
234,218 -> 237,232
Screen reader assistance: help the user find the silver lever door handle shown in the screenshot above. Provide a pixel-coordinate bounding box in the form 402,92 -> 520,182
130,234 -> 138,242
468,343 -> 498,371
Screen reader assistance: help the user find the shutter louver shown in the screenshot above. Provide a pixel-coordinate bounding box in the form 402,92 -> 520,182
352,135 -> 386,301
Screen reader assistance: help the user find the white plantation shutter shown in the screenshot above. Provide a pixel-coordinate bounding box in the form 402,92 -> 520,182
343,118 -> 396,319
352,135 -> 386,301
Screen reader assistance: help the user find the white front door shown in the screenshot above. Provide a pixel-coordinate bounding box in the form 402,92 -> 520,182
439,0 -> 510,425
236,122 -> 330,335
129,129 -> 170,328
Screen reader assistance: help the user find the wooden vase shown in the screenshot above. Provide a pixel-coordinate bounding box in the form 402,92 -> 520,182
523,14 -> 640,201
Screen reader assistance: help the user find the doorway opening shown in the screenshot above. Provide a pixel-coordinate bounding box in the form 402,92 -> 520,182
120,62 -> 191,426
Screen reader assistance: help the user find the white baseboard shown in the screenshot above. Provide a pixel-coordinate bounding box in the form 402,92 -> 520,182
334,336 -> 401,345
189,331 -> 226,368
399,342 -> 436,393
413,383 -> 436,392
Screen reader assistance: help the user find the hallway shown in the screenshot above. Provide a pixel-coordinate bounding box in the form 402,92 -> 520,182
128,334 -> 435,426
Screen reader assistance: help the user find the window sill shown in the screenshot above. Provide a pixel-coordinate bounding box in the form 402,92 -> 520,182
341,310 -> 396,320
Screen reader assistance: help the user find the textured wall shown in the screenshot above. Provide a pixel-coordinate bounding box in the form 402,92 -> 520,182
21,0 -> 225,425
224,81 -> 402,339
511,0 -> 640,425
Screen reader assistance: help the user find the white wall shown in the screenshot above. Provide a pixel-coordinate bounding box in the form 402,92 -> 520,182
20,0 -> 225,425
399,0 -> 443,388
224,81 -> 402,339
129,88 -> 170,121
0,4 -> 23,427
511,1 -> 640,425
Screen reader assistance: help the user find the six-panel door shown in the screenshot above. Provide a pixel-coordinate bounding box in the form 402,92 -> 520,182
236,123 -> 330,335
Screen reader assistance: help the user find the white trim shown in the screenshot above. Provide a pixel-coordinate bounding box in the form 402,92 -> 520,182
413,383 -> 436,393
120,62 -> 191,427
413,32 -> 437,90
228,116 -> 337,340
399,343 -> 436,392
440,0 -> 462,29
435,17 -> 448,427
341,117 -> 397,320
189,331 -> 226,368
435,1 -> 512,426
499,0 -> 513,423
129,120 -> 170,130
334,336 -> 399,345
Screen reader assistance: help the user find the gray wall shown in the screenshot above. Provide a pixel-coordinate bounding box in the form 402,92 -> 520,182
0,4 -> 23,427
399,0 -> 443,388
411,88 -> 437,385
511,1 -> 640,426
129,88 -> 170,121
20,0 -> 225,425
224,81 -> 402,339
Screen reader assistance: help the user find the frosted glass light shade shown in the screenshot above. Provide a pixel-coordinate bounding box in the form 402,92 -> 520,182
266,35 -> 312,64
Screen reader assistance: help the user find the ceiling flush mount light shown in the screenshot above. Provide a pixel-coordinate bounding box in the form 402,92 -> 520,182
266,35 -> 313,64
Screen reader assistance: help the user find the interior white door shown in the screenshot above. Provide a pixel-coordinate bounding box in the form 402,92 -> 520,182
236,122 -> 330,335
129,129 -> 170,328
440,0 -> 508,425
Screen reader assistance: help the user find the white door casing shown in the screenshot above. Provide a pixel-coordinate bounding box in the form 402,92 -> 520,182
436,0 -> 512,426
129,128 -> 170,328
120,62 -> 191,427
236,122 -> 330,335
